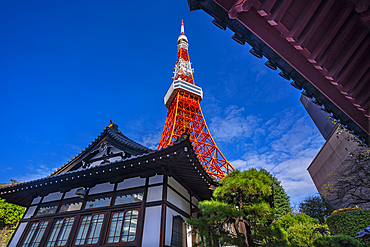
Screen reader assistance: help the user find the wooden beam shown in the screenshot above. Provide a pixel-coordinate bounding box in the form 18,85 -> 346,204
228,6 -> 369,134
257,0 -> 277,16
326,27 -> 368,80
333,35 -> 370,86
314,13 -> 358,71
285,0 -> 322,42
308,4 -> 353,63
267,0 -> 292,25
294,0 -> 336,50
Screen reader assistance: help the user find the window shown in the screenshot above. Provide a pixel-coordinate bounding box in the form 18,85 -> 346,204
107,210 -> 139,244
46,217 -> 75,246
21,221 -> 48,247
171,216 -> 186,247
85,195 -> 111,209
36,203 -> 59,216
75,214 -> 104,245
59,200 -> 83,212
114,190 -> 143,205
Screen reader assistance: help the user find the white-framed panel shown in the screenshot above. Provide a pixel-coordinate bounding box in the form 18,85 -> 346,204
88,182 -> 114,195
42,192 -> 63,203
31,196 -> 42,205
23,206 -> 37,219
117,177 -> 145,190
146,185 -> 163,202
8,222 -> 28,247
167,187 -> 191,215
191,196 -> 199,207
142,206 -> 162,247
149,174 -> 163,185
64,188 -> 80,199
168,176 -> 190,200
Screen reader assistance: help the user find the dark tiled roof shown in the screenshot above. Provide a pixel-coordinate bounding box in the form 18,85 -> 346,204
49,120 -> 152,176
0,137 -> 217,206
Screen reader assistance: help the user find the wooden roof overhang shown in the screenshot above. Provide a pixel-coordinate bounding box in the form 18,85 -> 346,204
0,137 -> 217,207
188,0 -> 370,144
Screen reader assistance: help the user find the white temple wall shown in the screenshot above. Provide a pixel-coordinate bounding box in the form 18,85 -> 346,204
167,187 -> 190,215
142,206 -> 162,247
8,222 -> 27,247
146,185 -> 163,202
42,191 -> 63,203
88,182 -> 114,195
149,174 -> 163,185
168,176 -> 190,200
23,206 -> 37,219
117,177 -> 145,190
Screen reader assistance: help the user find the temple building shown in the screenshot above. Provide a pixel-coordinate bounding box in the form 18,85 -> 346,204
0,23 -> 229,247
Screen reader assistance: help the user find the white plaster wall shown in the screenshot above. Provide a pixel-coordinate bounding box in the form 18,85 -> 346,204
146,186 -> 163,202
64,188 -> 80,199
23,206 -> 37,219
42,192 -> 63,203
31,196 -> 42,205
191,196 -> 199,207
167,187 -> 190,215
168,176 -> 190,200
117,177 -> 145,190
142,206 -> 162,247
88,182 -> 114,195
8,222 -> 27,247
165,207 -> 187,246
149,174 -> 163,185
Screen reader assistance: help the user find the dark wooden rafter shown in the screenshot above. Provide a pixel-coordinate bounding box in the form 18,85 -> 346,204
285,0 -> 322,43
193,0 -> 369,142
294,0 -> 336,50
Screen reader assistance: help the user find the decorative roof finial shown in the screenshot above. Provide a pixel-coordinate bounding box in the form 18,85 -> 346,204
181,20 -> 185,35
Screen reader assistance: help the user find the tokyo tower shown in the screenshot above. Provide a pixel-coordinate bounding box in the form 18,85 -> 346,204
158,21 -> 235,179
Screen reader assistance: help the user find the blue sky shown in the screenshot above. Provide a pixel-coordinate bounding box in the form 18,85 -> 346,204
0,1 -> 325,206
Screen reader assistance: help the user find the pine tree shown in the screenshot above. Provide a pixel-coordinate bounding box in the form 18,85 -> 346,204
259,168 -> 292,219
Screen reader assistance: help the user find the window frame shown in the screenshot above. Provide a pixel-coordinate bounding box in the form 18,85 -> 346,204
171,215 -> 187,247
72,212 -> 106,246
45,216 -> 76,247
18,219 -> 50,247
105,208 -> 140,245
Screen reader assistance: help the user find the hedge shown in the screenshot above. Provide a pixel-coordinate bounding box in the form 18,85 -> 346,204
326,209 -> 370,246
313,234 -> 363,247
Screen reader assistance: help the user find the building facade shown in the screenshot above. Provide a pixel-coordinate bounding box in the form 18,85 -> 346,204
1,122 -> 217,247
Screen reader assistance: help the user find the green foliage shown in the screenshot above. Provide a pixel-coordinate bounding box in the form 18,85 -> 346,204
187,200 -> 244,247
299,196 -> 331,223
313,234 -> 363,247
286,222 -> 321,247
259,168 -> 292,219
0,199 -> 25,246
326,209 -> 370,246
252,225 -> 289,247
188,169 -> 275,246
275,213 -> 319,231
213,169 -> 274,224
0,199 -> 25,225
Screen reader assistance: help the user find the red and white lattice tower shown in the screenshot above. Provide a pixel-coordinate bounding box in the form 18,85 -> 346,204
158,21 -> 235,179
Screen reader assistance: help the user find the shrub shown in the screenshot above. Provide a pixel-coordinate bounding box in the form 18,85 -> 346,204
326,209 -> 370,246
287,222 -> 321,247
0,199 -> 25,225
313,234 -> 363,247
275,213 -> 319,231
331,207 -> 362,216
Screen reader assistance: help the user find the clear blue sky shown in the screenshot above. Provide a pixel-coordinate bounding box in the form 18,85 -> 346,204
0,1 -> 325,205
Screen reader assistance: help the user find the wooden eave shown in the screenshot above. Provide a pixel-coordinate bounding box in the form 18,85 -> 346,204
188,0 -> 370,144
0,137 -> 217,207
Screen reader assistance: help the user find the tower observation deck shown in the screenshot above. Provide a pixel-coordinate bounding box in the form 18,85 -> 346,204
158,21 -> 235,180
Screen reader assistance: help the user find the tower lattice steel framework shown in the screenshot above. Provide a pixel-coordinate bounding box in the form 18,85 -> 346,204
158,21 -> 234,179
